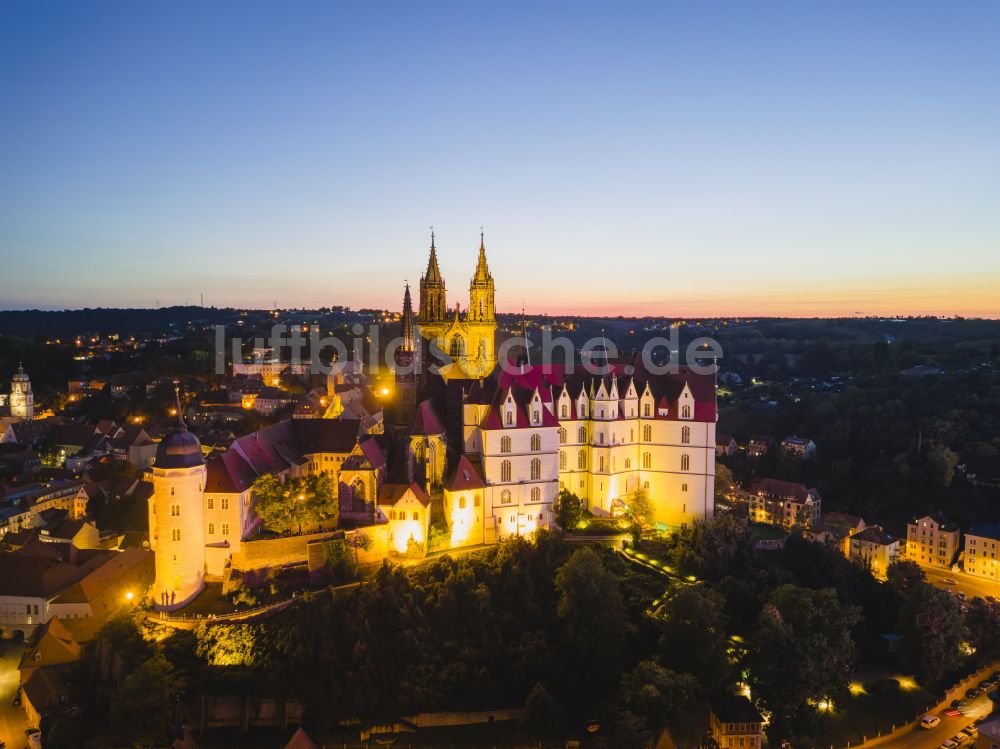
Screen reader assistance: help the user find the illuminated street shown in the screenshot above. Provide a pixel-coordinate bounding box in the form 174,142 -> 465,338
921,565 -> 1000,602
877,691 -> 992,749
0,640 -> 29,749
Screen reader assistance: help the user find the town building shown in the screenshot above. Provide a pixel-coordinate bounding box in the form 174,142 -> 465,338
964,525 -> 1000,582
748,478 -> 821,529
9,363 -> 35,419
746,435 -> 774,458
781,435 -> 817,459
814,512 -> 866,557
904,514 -> 959,569
709,695 -> 764,748
849,526 -> 899,580
715,433 -> 737,457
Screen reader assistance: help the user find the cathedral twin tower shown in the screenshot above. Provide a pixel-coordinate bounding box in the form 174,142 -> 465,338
403,231 -> 497,379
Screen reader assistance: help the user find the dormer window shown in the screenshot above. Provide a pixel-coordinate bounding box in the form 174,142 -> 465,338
505,411 -> 513,425
681,405 -> 692,419
643,404 -> 651,417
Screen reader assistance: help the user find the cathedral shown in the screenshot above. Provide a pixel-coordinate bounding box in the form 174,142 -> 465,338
412,231 -> 497,379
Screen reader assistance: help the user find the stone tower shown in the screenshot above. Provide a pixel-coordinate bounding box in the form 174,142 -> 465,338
418,231 -> 447,324
468,231 -> 495,324
401,282 -> 415,354
148,390 -> 206,611
10,363 -> 34,420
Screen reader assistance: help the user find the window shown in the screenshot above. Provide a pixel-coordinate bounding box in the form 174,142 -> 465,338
681,426 -> 691,444
578,450 -> 587,469
531,458 -> 541,480
501,460 -> 512,482
559,428 -> 566,444
222,523 -> 229,536
599,456 -> 605,472
170,504 -> 180,517
170,487 -> 175,496
681,454 -> 690,471
578,426 -> 587,443
643,403 -> 651,417
681,405 -> 691,419
501,435 -> 512,453
413,511 -> 420,522
450,335 -> 465,358
599,432 -> 605,445
501,489 -> 512,504
682,483 -> 688,492
532,410 -> 540,425
561,404 -> 568,418
459,496 -> 466,510
531,434 -> 541,451
580,403 -> 586,418
531,487 -> 541,501
221,498 -> 229,510
559,451 -> 567,470
171,528 -> 181,541
625,458 -> 631,469
208,522 -> 215,535
643,425 -> 652,441
642,452 -> 651,469
207,497 -> 214,510
505,410 -> 513,425
390,510 -> 396,519
474,494 -> 481,507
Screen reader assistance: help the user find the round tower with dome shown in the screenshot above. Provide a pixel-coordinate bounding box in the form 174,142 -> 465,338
148,387 -> 206,611
10,363 -> 34,420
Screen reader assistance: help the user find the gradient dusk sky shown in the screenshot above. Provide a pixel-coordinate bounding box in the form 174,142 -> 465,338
1,1 -> 998,317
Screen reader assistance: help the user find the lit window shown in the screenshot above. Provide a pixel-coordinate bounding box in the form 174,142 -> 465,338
681,426 -> 691,444
531,458 -> 541,480
501,460 -> 512,482
501,436 -> 511,453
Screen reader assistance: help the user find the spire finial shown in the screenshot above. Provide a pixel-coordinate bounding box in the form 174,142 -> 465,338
173,381 -> 187,430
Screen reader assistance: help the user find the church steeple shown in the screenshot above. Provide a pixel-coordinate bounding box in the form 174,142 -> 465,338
418,229 -> 447,323
401,282 -> 415,353
468,229 -> 495,323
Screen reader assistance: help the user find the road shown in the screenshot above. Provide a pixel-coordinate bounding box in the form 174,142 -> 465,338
875,691 -> 992,749
0,639 -> 29,749
922,565 -> 1000,602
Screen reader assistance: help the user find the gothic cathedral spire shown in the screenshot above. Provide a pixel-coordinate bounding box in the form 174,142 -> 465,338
401,282 -> 415,353
418,229 -> 446,323
468,229 -> 495,323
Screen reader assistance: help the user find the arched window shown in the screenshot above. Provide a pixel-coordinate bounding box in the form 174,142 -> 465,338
450,335 -> 465,359
501,489 -> 512,504
643,425 -> 652,442
501,460 -> 511,482
578,450 -> 587,470
578,426 -> 587,443
531,458 -> 541,480
531,434 -> 541,451
459,496 -> 466,509
624,458 -> 631,469
501,435 -> 512,453
505,410 -> 513,425
599,456 -> 605,472
531,487 -> 541,501
681,405 -> 691,419
474,494 -> 481,507
681,454 -> 690,471
643,403 -> 651,417
681,426 -> 691,444
682,483 -> 688,492
352,479 -> 366,501
208,522 -> 215,535
561,404 -> 568,418
580,403 -> 587,418
559,428 -> 567,444
642,452 -> 651,469
559,451 -> 567,470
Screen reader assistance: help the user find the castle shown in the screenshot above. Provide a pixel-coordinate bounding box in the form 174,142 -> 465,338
147,233 -> 716,611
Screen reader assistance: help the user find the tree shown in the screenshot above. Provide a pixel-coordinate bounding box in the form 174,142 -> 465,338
714,461 -> 736,501
109,651 -> 184,747
554,488 -> 582,531
522,682 -> 565,747
323,537 -> 360,584
926,444 -> 959,488
628,486 -> 654,527
252,473 -> 338,533
886,559 -> 925,597
899,582 -> 966,684
747,585 -> 860,741
658,587 -> 732,692
966,596 -> 1000,661
619,660 -> 699,735
555,547 -> 629,678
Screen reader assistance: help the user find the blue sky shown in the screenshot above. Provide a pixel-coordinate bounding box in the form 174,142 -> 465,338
1,1 -> 998,316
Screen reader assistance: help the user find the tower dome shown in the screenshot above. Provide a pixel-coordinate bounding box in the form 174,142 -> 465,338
155,428 -> 204,469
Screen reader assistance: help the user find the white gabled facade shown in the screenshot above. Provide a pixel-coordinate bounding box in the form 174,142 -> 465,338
461,365 -> 717,538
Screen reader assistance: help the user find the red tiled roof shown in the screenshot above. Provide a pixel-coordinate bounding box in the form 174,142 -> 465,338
446,455 -> 485,491
411,399 -> 445,436
377,482 -> 430,507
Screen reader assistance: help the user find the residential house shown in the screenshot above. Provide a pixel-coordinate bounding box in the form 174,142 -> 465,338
849,526 -> 899,580
709,695 -> 764,749
376,482 -> 430,555
715,434 -> 737,457
443,454 -> 487,549
904,514 -> 959,569
815,512 -> 866,556
781,435 -> 817,459
748,478 -> 821,529
747,435 -> 774,458
964,525 -> 1000,582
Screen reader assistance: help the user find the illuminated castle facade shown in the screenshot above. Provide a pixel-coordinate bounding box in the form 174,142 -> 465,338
415,231 -> 497,379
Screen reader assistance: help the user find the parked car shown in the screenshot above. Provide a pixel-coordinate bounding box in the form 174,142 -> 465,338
950,733 -> 969,746
978,680 -> 993,690
966,688 -> 983,698
921,714 -> 942,729
939,739 -> 957,749
961,726 -> 979,739
944,578 -> 958,585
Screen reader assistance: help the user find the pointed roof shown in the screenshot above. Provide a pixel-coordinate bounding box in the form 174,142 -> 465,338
472,230 -> 492,284
402,282 -> 413,313
411,399 -> 445,436
282,727 -> 319,749
446,454 -> 485,491
424,231 -> 443,284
